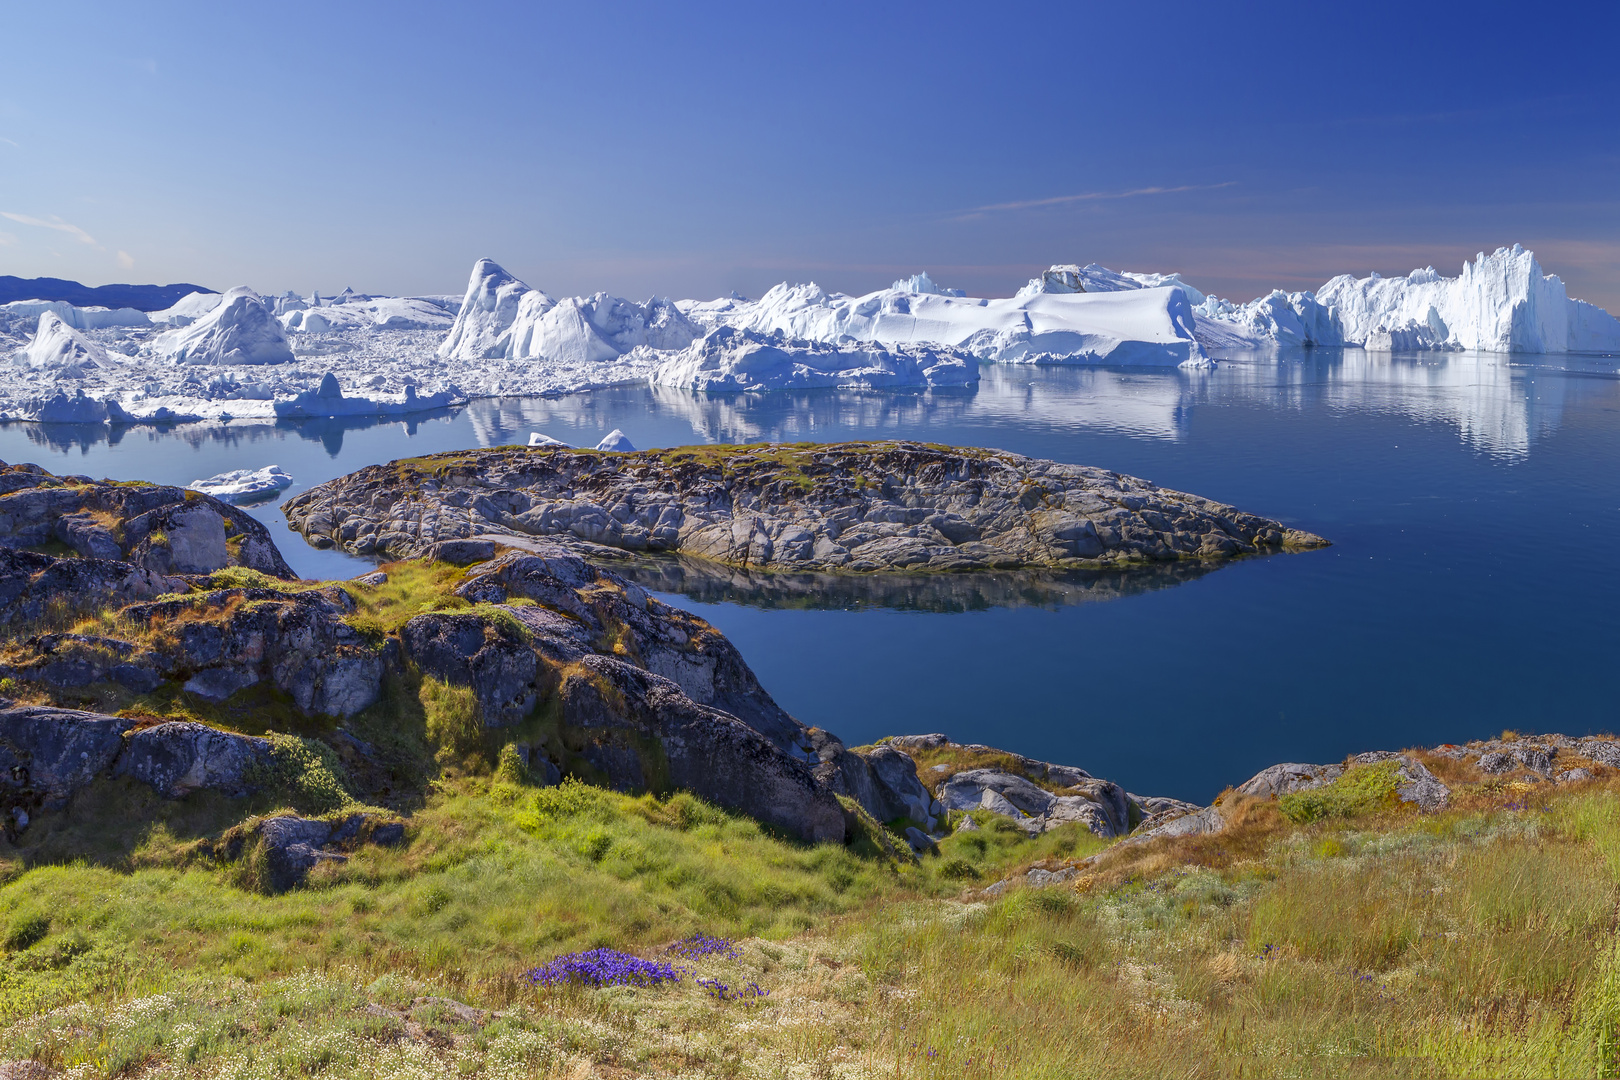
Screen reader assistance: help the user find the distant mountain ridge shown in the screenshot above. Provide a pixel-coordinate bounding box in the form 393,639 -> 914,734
0,276 -> 214,312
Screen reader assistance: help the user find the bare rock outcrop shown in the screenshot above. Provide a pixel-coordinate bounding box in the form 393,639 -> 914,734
282,441 -> 1328,573
2,584 -> 387,718
0,460 -> 294,578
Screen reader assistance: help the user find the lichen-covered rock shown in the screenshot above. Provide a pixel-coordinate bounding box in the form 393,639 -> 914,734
811,734 -> 937,829
0,705 -> 133,807
4,586 -> 386,718
230,811 -> 408,892
452,549 -> 818,759
1236,762 -> 1345,798
283,441 -> 1329,573
555,654 -> 844,843
936,767 -> 1135,838
0,460 -> 294,578
0,547 -> 186,628
113,721 -> 273,798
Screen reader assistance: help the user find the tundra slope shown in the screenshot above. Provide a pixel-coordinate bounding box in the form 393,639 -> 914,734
283,441 -> 1327,572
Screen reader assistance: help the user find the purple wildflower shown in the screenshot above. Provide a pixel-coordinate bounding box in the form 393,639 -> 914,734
667,933 -> 741,960
525,948 -> 682,989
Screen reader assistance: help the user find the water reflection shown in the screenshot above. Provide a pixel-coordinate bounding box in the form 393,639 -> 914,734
3,348 -> 1616,475
610,553 -> 1220,613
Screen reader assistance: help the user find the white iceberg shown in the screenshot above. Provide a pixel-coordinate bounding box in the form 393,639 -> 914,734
528,432 -> 571,447
439,258 -> 699,364
595,429 -> 635,452
721,279 -> 1209,368
149,291 -> 225,327
151,287 -> 294,365
272,372 -> 462,418
653,326 -> 981,391
280,295 -> 455,333
1187,245 -> 1620,354
0,299 -> 150,330
16,312 -> 117,374
188,465 -> 294,504
1017,263 -> 1207,305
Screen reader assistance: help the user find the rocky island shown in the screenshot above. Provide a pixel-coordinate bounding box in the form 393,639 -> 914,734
282,440 -> 1328,572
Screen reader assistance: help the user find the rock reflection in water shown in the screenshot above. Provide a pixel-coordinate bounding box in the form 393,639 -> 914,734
607,553 -> 1220,613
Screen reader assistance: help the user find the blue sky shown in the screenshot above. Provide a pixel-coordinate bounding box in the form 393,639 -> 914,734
2,1 -> 1617,307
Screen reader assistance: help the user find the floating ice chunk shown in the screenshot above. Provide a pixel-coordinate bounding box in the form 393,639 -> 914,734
529,432 -> 571,447
653,327 -> 979,391
12,388 -> 132,423
440,259 -> 555,360
151,287 -> 294,365
188,465 -> 294,504
17,312 -> 115,374
594,429 -> 635,452
272,376 -> 460,418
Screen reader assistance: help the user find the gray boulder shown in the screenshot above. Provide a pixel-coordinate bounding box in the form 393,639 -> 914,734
0,705 -> 133,808
239,811 -> 408,892
114,721 -> 273,798
1394,758 -> 1449,812
811,735 -> 937,829
401,611 -> 543,726
1236,762 -> 1344,798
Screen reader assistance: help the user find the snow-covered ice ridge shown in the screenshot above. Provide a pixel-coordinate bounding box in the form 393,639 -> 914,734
3,245 -> 1615,425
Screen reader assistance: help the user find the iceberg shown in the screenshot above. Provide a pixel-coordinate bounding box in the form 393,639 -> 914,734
595,429 -> 635,452
272,373 -> 461,418
281,295 -> 455,333
1188,246 -> 1620,355
149,290 -> 225,327
529,432 -> 571,447
1316,246 -> 1618,353
0,299 -> 149,331
439,259 -> 700,364
151,287 -> 295,365
1017,263 -> 1207,305
722,279 -> 1209,368
16,312 -> 117,373
654,326 -> 980,391
188,465 -> 294,504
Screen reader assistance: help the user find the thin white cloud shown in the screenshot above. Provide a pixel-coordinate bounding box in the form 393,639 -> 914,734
0,136 -> 19,150
0,211 -> 97,246
0,231 -> 16,246
957,182 -> 1237,216
116,250 -> 135,269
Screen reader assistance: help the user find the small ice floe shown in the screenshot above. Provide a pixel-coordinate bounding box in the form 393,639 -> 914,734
528,432 -> 571,447
188,465 -> 294,504
594,429 -> 635,452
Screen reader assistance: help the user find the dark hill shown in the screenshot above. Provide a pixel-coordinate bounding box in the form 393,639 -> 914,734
0,275 -> 215,312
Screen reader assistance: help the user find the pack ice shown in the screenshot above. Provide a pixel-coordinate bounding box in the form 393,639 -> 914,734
1,244 -> 1615,426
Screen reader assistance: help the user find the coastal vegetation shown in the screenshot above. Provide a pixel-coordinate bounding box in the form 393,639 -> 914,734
1,747 -> 1618,1076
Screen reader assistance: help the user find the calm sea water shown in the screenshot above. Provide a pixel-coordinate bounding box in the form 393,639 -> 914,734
3,349 -> 1618,802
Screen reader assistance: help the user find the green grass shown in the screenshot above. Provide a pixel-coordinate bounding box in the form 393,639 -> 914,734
1280,760 -> 1401,823
3,774 -> 1620,1075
